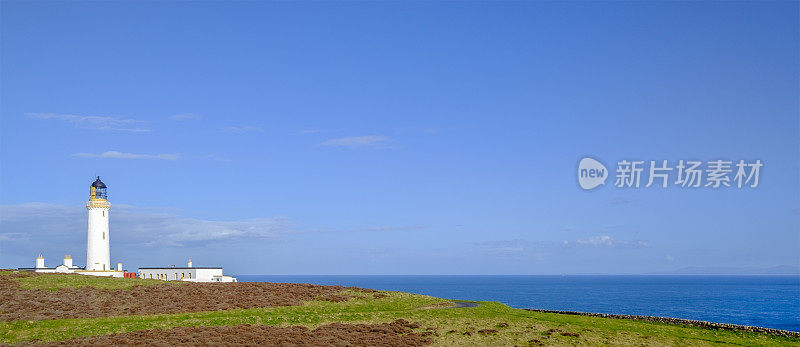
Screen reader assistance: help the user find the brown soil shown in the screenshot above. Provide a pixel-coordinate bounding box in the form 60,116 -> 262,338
30,319 -> 429,346
0,272 -> 380,321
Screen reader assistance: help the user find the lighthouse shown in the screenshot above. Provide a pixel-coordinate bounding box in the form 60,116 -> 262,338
18,177 -> 124,277
85,176 -> 111,271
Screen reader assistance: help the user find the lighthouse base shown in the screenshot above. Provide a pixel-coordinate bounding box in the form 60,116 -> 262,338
19,266 -> 124,278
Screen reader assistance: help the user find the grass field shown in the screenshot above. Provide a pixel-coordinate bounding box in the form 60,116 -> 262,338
1,272 -> 797,346
11,270 -> 180,290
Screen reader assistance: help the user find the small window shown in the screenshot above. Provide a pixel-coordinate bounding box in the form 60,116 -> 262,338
102,232 -> 105,240
102,211 -> 105,217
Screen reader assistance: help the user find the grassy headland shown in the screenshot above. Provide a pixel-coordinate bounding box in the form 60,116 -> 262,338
0,271 -> 796,346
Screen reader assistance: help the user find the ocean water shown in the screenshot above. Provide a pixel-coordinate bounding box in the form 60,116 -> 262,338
237,275 -> 800,332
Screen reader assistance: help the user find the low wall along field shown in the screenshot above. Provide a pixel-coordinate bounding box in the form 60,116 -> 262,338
0,271 -> 797,346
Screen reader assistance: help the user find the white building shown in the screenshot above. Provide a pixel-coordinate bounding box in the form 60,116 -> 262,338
138,259 -> 237,282
20,254 -> 124,277
20,177 -> 124,278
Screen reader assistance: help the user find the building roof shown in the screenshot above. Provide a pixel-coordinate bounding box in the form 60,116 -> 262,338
138,267 -> 222,270
91,176 -> 107,189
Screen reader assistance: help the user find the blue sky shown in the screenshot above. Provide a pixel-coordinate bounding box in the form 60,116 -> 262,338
1,1 -> 798,275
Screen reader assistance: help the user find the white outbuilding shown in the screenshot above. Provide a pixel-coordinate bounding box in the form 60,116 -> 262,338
138,259 -> 237,282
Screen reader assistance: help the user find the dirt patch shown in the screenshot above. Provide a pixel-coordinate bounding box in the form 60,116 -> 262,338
0,272 -> 380,321
30,319 -> 429,346
543,328 -> 559,335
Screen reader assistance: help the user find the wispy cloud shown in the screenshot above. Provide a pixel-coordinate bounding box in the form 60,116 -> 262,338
476,235 -> 649,253
220,125 -> 263,133
610,197 -> 633,205
168,113 -> 201,121
321,135 -> 392,148
27,113 -> 149,132
477,242 -> 526,255
297,128 -> 346,135
74,151 -> 179,161
300,225 -> 424,234
575,235 -> 615,246
298,129 -> 324,134
200,154 -> 232,163
0,232 -> 24,241
0,203 -> 423,250
395,126 -> 441,134
569,235 -> 649,248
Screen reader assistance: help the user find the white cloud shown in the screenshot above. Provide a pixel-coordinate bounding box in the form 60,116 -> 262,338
474,239 -> 530,254
0,203 -> 286,247
27,113 -> 149,132
120,214 -> 285,245
220,125 -> 263,133
168,113 -> 201,121
0,232 -> 23,241
479,236 -> 649,252
576,235 -> 615,246
321,135 -> 392,148
574,235 -> 649,248
0,203 -> 411,249
74,151 -> 179,161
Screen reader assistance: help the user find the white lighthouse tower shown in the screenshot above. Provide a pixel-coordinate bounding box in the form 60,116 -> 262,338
85,176 -> 111,271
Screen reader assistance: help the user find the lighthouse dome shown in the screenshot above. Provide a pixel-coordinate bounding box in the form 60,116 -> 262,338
91,177 -> 107,189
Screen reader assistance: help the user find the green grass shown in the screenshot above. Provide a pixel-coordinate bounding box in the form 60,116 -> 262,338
1,288 -> 796,346
5,271 -> 178,291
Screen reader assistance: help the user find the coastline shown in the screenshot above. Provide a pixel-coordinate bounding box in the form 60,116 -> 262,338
2,272 -> 798,345
237,274 -> 800,332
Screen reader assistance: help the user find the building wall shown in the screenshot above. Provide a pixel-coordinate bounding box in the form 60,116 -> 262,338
74,270 -> 123,278
86,204 -> 110,271
26,267 -> 123,278
195,268 -> 224,281
137,268 -> 223,282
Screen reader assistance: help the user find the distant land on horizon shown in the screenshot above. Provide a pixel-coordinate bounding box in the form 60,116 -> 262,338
651,265 -> 800,275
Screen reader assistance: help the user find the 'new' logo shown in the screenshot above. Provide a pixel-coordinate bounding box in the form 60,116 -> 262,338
578,157 -> 608,190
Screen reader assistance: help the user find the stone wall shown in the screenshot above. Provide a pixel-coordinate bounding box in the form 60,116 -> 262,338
524,309 -> 800,338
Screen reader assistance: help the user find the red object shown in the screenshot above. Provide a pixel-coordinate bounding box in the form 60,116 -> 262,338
124,272 -> 137,278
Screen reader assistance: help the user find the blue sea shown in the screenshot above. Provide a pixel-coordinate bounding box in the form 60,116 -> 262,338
237,275 -> 800,332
